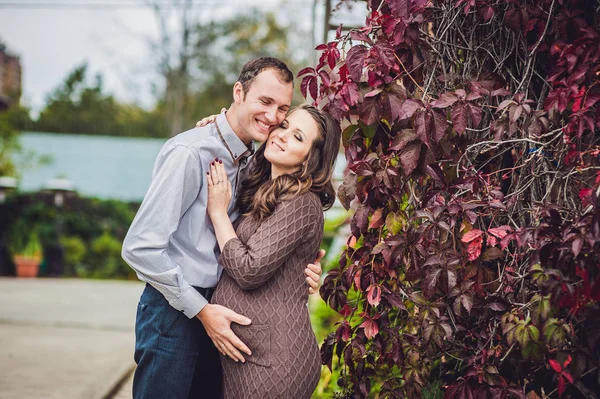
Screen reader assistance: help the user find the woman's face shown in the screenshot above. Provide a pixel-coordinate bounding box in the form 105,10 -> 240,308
264,108 -> 320,178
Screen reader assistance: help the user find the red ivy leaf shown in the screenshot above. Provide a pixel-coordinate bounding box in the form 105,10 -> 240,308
360,318 -> 379,339
366,285 -> 382,307
339,82 -> 359,109
336,321 -> 352,342
300,74 -> 318,101
327,45 -> 340,69
335,24 -> 343,39
367,70 -> 384,87
353,268 -> 362,291
488,226 -> 512,239
500,234 -> 514,250
572,86 -> 586,113
318,69 -> 331,88
297,67 -> 315,77
461,229 -> 484,243
369,208 -> 385,229
467,236 -> 483,261
308,76 -> 318,101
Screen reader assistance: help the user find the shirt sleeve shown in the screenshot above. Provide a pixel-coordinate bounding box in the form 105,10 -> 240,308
121,143 -> 207,318
218,194 -> 321,290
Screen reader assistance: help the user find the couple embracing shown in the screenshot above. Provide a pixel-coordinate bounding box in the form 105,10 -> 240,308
122,57 -> 341,398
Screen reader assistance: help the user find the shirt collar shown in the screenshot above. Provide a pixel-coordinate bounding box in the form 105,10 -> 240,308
215,112 -> 255,164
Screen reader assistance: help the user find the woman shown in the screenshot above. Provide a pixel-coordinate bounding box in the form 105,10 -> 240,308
205,104 -> 340,398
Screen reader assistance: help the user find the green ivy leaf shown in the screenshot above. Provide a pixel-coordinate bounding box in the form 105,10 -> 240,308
522,341 -> 544,361
543,318 -> 567,347
342,124 -> 358,147
385,212 -> 401,235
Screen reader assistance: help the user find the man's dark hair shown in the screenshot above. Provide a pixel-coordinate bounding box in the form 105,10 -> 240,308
237,57 -> 294,96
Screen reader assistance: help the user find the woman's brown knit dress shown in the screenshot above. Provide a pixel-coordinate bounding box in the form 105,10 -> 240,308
211,192 -> 323,398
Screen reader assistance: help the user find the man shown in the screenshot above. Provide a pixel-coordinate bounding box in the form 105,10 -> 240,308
122,57 -> 323,399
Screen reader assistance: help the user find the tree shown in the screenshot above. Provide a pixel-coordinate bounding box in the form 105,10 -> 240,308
302,0 -> 600,397
144,0 -> 196,136
36,63 -> 122,135
0,105 -> 33,176
0,109 -> 20,176
148,6 -> 307,134
35,63 -> 166,137
30,9 -> 305,138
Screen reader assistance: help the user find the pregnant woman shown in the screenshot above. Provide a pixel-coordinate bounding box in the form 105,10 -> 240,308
205,104 -> 340,398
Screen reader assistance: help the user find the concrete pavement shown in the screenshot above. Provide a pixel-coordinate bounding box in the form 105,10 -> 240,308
0,278 -> 144,399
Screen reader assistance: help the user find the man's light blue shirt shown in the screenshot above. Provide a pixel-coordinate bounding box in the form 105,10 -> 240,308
122,112 -> 253,319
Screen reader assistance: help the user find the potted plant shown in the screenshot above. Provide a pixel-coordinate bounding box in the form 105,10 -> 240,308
13,231 -> 42,278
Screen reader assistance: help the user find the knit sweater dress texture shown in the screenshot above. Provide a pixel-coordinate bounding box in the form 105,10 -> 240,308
211,192 -> 323,399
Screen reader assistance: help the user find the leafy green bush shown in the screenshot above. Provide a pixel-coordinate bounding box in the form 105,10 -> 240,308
1,192 -> 138,279
59,236 -> 86,276
87,231 -> 133,279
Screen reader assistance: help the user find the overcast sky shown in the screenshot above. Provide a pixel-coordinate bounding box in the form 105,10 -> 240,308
0,0 -> 366,115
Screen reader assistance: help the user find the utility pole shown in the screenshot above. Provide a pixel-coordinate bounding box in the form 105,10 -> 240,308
323,0 -> 332,44
312,0 -> 319,64
322,0 -> 363,44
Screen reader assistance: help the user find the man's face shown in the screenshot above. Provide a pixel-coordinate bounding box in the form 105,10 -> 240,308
231,68 -> 294,144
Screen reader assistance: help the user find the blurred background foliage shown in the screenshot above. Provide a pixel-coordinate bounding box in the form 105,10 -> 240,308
6,8 -> 304,139
1,192 -> 139,279
0,4 -> 352,396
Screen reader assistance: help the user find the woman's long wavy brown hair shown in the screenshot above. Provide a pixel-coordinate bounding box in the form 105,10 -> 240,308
237,104 -> 341,220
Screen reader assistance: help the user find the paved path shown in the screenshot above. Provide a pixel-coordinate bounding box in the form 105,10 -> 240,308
0,278 -> 144,399
110,369 -> 134,399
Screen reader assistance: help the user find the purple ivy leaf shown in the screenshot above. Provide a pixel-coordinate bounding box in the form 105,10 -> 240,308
359,95 -> 379,125
432,109 -> 449,143
415,111 -> 431,146
431,92 -> 459,108
399,142 -> 421,176
390,129 -> 418,151
451,103 -> 469,134
346,45 -> 368,82
399,99 -> 423,120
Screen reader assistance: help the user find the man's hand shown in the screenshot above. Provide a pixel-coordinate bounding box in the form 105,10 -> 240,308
196,303 -> 252,362
305,249 -> 325,295
196,108 -> 227,128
